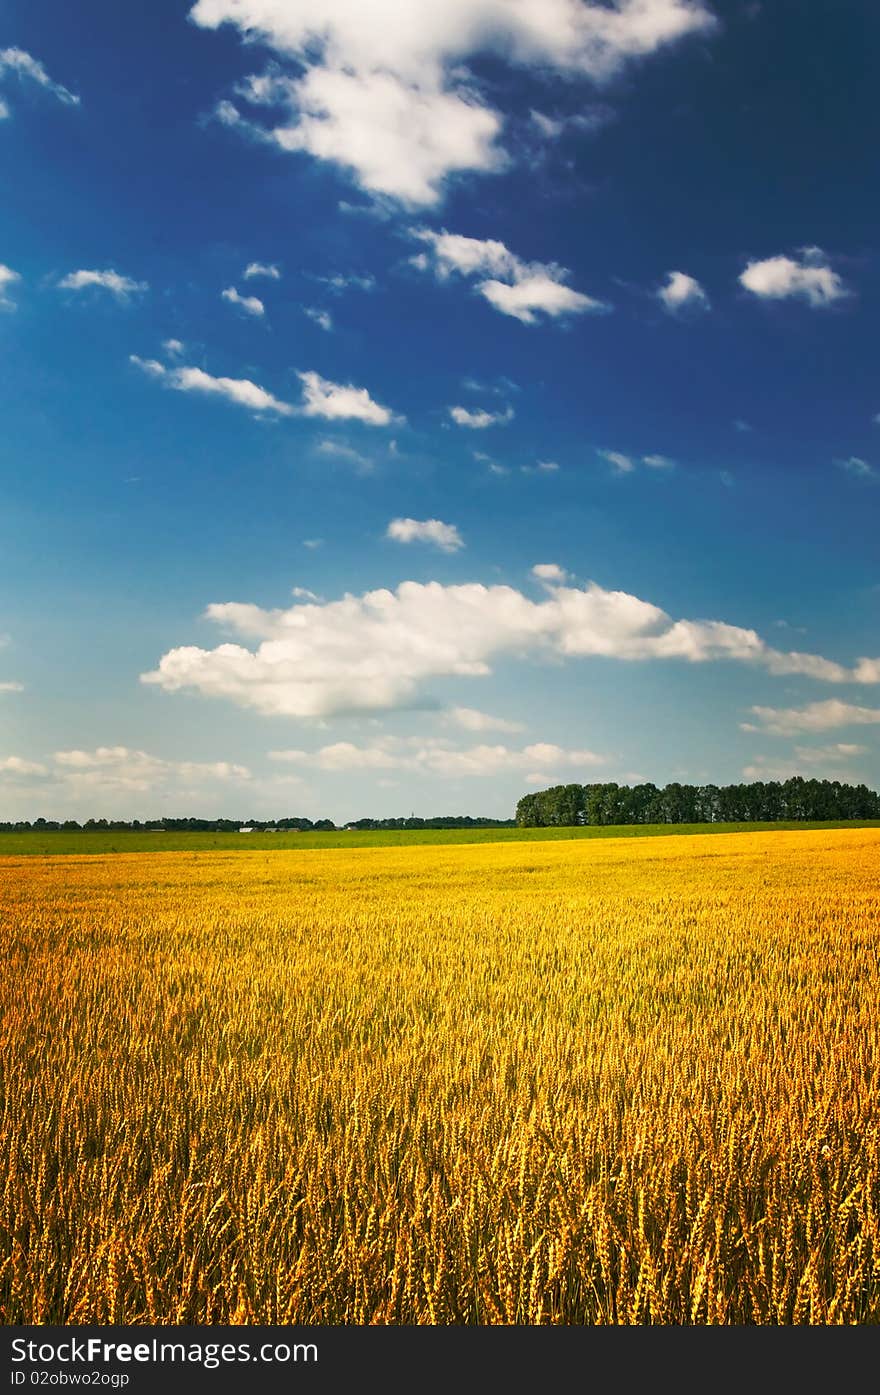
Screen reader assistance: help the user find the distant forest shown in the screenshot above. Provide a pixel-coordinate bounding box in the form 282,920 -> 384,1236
516,777 -> 880,827
0,814 -> 517,833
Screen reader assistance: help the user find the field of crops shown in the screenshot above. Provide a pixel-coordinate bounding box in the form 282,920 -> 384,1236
2,828 -> 879,1324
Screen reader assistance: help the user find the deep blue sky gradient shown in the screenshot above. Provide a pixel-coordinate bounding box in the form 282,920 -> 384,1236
1,0 -> 878,819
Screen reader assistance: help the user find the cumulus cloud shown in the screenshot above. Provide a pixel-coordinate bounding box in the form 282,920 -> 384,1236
163,338 -> 185,357
191,0 -> 714,205
739,248 -> 848,307
142,566 -> 877,720
413,227 -> 607,323
386,518 -> 464,552
0,47 -> 79,108
130,355 -> 292,415
297,370 -> 397,424
657,269 -> 709,312
222,285 -> 265,316
532,563 -> 569,585
270,737 -> 602,777
0,264 -> 20,309
449,404 -> 514,428
59,269 -> 147,300
244,261 -> 281,279
742,700 -> 880,737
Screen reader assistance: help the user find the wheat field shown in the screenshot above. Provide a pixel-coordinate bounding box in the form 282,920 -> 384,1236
1,828 -> 878,1324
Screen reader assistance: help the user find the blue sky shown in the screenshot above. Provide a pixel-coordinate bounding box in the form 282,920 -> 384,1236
1,0 -> 878,822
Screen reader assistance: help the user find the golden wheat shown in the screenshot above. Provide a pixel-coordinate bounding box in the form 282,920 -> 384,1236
1,828 -> 878,1324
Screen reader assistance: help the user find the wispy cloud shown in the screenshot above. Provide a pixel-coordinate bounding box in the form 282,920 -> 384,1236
836,456 -> 875,479
448,404 -> 514,429
315,438 -> 372,471
412,227 -> 609,324
0,47 -> 79,109
270,737 -> 602,778
221,285 -> 265,316
130,356 -> 292,415
304,306 -> 333,331
742,699 -> 880,736
60,269 -> 147,300
244,261 -> 280,280
0,264 -> 21,309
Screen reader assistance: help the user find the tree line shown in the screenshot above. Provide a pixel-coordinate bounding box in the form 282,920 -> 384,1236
516,777 -> 880,827
0,814 -> 516,833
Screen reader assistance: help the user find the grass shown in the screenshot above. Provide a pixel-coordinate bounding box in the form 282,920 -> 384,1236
2,826 -> 879,1323
0,819 -> 877,857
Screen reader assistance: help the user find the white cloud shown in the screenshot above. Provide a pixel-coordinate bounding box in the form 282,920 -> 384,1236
837,456 -> 875,479
297,370 -> 397,424
163,338 -> 185,357
742,700 -> 880,737
315,271 -> 376,293
244,261 -> 281,279
130,355 -> 292,415
742,745 -> 870,781
303,538 -> 324,549
304,306 -> 333,331
386,518 -> 464,552
0,681 -> 24,693
192,1 -> 714,205
273,67 -> 503,206
0,756 -> 47,777
599,449 -> 635,474
0,263 -> 20,309
270,737 -> 602,777
222,285 -> 265,316
59,269 -> 147,300
0,47 -> 79,108
537,459 -> 560,472
142,566 -> 877,720
0,98 -> 9,120
413,226 -> 608,323
52,746 -> 250,793
449,404 -> 514,429
315,438 -> 372,470
739,249 -> 848,307
532,563 -> 569,584
447,706 -> 524,733
480,272 -> 605,324
414,229 -> 517,280
657,269 -> 709,312
600,449 -> 673,474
